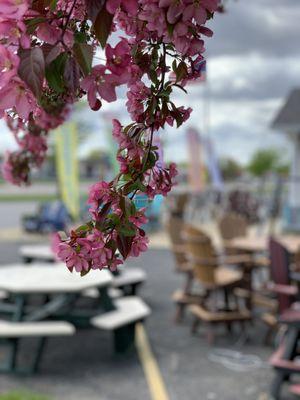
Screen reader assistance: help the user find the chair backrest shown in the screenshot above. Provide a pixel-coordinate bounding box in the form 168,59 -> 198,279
165,216 -> 187,269
219,212 -> 248,240
269,237 -> 292,313
182,225 -> 217,285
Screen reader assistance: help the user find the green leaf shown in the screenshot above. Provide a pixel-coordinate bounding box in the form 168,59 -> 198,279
94,6 -> 114,48
149,69 -> 158,85
175,61 -> 188,82
73,43 -> 93,76
18,47 -> 45,98
25,17 -> 46,34
50,0 -> 58,10
136,179 -> 147,192
118,225 -> 136,237
45,53 -> 68,93
80,269 -> 91,277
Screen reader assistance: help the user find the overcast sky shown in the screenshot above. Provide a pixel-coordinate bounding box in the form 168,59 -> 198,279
1,0 -> 299,165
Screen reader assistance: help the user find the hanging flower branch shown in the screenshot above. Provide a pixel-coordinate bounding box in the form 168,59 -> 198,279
0,0 -> 221,274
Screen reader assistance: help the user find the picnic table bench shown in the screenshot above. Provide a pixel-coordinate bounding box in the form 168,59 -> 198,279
91,297 -> 151,352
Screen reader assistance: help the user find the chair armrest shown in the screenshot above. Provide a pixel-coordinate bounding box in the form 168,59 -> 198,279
187,256 -> 219,267
222,254 -> 253,265
172,245 -> 186,254
266,282 -> 298,297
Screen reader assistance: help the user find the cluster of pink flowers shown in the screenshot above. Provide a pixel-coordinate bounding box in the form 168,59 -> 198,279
0,0 -> 220,273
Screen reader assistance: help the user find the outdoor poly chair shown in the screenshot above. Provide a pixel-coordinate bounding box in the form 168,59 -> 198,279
218,212 -> 248,242
173,225 -> 255,323
166,216 -> 193,289
183,229 -> 252,343
259,238 -> 298,343
171,224 -> 209,322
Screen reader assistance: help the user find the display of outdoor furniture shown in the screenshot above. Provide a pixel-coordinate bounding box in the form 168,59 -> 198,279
91,296 -> 151,352
0,320 -> 75,373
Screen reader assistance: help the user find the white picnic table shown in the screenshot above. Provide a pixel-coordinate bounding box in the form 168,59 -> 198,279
19,245 -> 147,295
20,245 -> 55,262
0,263 -> 112,294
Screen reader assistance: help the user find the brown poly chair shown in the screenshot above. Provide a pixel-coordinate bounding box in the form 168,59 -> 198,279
219,212 -> 248,241
185,229 -> 252,343
170,223 -> 207,322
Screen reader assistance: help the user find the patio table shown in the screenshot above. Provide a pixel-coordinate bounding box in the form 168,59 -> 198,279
0,264 -> 114,323
225,235 -> 300,255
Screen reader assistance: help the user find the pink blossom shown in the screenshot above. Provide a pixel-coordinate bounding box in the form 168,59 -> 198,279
0,20 -> 29,47
0,45 -> 19,87
87,181 -> 113,212
106,39 -> 131,76
0,79 -> 36,120
0,0 -> 29,20
112,119 -> 130,148
126,81 -> 150,122
129,233 -> 149,257
57,242 -> 90,273
109,257 -> 123,271
106,0 -> 138,16
129,208 -> 148,227
81,65 -> 120,110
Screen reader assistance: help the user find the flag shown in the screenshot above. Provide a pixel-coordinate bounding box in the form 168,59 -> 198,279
55,122 -> 80,220
203,137 -> 223,190
186,127 -> 205,192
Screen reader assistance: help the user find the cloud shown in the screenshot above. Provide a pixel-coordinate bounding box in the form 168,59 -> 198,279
207,0 -> 300,58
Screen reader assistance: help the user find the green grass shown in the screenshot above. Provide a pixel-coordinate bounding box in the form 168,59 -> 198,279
0,195 -> 58,203
0,391 -> 49,400
0,194 -> 87,203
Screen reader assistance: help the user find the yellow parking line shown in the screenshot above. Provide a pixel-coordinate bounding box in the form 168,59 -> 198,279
135,323 -> 170,400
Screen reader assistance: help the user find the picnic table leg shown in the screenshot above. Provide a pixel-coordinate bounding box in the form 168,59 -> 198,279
114,323 -> 135,353
98,287 -> 115,312
12,295 -> 26,322
6,338 -> 19,372
31,337 -> 47,373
